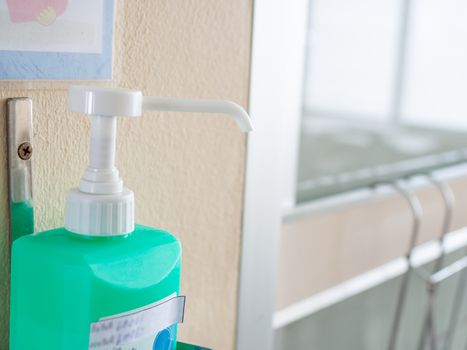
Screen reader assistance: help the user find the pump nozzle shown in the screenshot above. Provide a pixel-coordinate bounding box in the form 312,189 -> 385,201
142,97 -> 253,132
65,85 -> 252,236
68,85 -> 252,131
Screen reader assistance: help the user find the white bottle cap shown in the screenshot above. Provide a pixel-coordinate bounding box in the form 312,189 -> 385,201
65,85 -> 252,236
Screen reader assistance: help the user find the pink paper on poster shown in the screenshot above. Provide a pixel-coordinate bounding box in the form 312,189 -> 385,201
6,0 -> 68,23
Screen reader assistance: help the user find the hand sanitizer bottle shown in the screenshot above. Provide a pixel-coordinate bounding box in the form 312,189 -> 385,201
9,86 -> 252,350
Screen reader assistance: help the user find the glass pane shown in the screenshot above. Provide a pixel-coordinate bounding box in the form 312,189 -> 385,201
297,119 -> 467,202
298,0 -> 467,202
304,0 -> 402,120
402,0 -> 467,130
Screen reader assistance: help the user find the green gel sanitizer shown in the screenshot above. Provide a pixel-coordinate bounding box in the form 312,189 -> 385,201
10,85 -> 252,350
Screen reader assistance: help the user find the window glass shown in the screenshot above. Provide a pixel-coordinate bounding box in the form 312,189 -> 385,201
299,0 -> 467,202
402,0 -> 467,129
304,0 -> 402,120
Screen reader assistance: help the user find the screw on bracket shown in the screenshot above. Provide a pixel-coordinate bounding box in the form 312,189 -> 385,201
17,142 -> 33,160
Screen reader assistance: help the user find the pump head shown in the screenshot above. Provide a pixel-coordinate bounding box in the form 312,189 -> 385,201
65,85 -> 253,236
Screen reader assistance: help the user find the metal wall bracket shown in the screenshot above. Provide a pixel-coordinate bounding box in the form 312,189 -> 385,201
6,98 -> 34,243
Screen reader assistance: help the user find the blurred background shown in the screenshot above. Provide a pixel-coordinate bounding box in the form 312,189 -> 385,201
299,0 -> 467,201
258,0 -> 467,349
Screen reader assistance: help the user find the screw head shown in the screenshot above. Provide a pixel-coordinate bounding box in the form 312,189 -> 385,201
17,142 -> 33,160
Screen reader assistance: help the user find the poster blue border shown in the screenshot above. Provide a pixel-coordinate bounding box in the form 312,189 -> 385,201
0,0 -> 114,80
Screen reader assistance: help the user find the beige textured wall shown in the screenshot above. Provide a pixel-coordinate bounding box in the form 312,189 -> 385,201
0,1 -> 252,348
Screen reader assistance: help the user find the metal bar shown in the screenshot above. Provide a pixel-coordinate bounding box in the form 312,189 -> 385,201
443,248 -> 467,350
284,163 -> 467,224
418,177 -> 455,350
413,252 -> 467,350
273,228 -> 467,329
6,98 -> 34,243
387,180 -> 423,350
429,256 -> 467,285
427,284 -> 438,350
431,178 -> 455,265
391,0 -> 413,122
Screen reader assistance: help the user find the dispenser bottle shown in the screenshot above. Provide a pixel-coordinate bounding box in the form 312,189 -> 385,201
9,86 -> 252,350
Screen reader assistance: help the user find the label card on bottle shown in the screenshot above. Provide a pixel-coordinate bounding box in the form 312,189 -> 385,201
88,294 -> 185,350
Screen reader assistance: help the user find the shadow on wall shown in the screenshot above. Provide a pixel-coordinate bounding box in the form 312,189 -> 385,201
1,98 -> 11,348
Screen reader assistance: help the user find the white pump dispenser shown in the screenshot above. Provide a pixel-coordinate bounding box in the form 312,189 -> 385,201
65,85 -> 252,236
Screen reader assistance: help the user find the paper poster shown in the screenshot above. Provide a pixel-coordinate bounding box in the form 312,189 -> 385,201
0,0 -> 114,80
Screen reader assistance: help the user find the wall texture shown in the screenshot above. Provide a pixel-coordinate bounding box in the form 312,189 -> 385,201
0,1 -> 252,348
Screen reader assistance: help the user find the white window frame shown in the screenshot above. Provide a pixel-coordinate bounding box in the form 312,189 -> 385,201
236,0 -> 309,349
